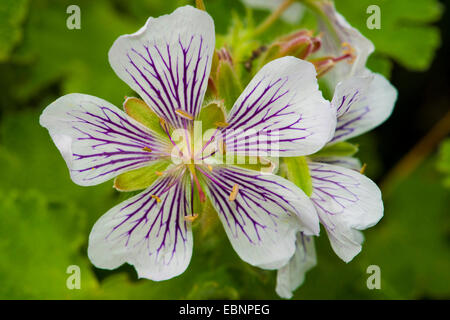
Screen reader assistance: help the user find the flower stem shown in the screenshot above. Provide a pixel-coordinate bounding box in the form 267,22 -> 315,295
253,0 -> 295,36
380,109 -> 450,197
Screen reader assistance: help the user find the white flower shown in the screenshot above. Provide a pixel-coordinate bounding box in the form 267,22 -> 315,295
275,1 -> 398,299
40,6 -> 336,281
315,0 -> 375,86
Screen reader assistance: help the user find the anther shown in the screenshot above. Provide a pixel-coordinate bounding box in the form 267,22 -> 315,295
175,109 -> 194,120
184,214 -> 199,222
214,121 -> 229,128
142,147 -> 152,152
229,184 -> 239,201
155,171 -> 164,176
151,194 -> 161,203
159,117 -> 167,130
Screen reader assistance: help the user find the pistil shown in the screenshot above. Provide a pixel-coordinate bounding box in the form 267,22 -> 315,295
188,164 -> 206,203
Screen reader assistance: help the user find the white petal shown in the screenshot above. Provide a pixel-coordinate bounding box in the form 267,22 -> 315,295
39,93 -> 170,186
108,6 -> 215,127
200,165 -> 319,270
221,57 -> 336,157
308,161 -> 383,262
330,72 -> 398,144
318,1 -> 374,84
310,156 -> 362,171
88,171 -> 193,281
276,233 -> 316,299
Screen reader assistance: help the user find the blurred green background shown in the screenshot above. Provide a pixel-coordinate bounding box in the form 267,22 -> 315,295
0,0 -> 449,299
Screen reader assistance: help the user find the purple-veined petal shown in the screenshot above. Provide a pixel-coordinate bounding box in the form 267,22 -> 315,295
276,232 -> 316,299
330,72 -> 397,144
39,93 -> 171,186
88,170 -> 193,281
220,57 -> 335,157
199,165 -> 319,269
308,161 -> 383,262
108,6 -> 214,128
310,156 -> 362,171
318,1 -> 374,85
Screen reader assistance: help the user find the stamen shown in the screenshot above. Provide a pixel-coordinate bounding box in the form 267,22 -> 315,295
341,42 -> 356,64
184,214 -> 199,222
142,147 -> 152,152
175,109 -> 194,120
229,184 -> 239,201
188,164 -> 206,203
159,117 -> 167,130
151,194 -> 161,203
360,163 -> 367,175
214,121 -> 229,128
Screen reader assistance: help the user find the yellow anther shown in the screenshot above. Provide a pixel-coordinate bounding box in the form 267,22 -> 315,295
159,117 -> 166,130
142,147 -> 152,152
229,184 -> 239,201
155,171 -> 164,176
360,163 -> 367,175
214,121 -> 230,128
151,194 -> 161,203
207,165 -> 213,172
175,109 -> 194,120
184,214 -> 199,222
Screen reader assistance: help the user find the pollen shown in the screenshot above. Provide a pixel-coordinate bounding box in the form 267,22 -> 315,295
151,194 -> 161,203
184,214 -> 199,222
207,165 -> 213,172
360,163 -> 367,175
142,147 -> 152,152
229,184 -> 239,201
214,121 -> 229,128
155,171 -> 164,176
175,109 -> 194,120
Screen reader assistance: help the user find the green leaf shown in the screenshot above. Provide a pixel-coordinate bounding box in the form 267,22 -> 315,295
0,0 -> 28,62
335,0 -> 443,71
10,0 -> 139,105
0,189 -> 99,299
